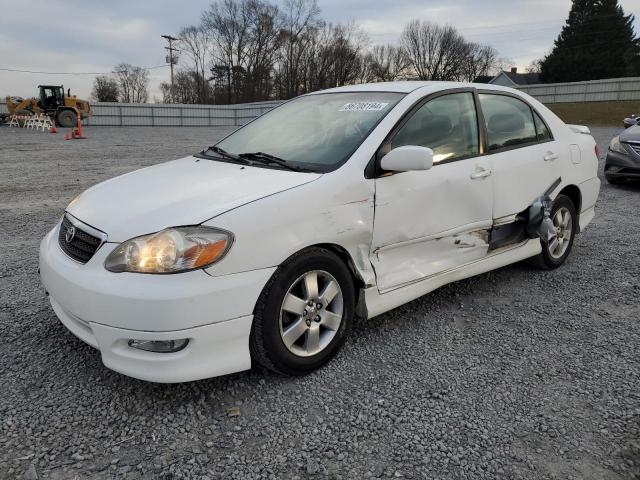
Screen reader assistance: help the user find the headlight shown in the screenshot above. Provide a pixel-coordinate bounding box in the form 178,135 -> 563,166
104,227 -> 233,274
609,136 -> 627,154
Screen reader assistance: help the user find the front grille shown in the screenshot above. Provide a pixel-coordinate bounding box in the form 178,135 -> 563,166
58,215 -> 104,264
626,142 -> 640,155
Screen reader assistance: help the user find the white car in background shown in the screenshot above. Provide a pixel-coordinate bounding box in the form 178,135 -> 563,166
39,82 -> 600,382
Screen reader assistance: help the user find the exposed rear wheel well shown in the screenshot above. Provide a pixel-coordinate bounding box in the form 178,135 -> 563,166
558,185 -> 581,214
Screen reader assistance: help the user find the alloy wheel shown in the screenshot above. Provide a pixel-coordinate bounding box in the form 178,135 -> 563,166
279,270 -> 344,357
549,206 -> 573,259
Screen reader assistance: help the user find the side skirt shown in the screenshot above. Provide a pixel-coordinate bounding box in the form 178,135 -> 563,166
364,238 -> 541,319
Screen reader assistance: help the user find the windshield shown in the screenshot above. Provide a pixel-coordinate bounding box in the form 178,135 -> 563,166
214,92 -> 405,172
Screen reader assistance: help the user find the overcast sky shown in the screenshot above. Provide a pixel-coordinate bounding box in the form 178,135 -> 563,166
1,0 -> 638,100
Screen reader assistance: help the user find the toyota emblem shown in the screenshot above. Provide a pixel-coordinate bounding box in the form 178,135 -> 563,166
65,225 -> 76,243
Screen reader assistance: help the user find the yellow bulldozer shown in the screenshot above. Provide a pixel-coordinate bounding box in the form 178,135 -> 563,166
4,85 -> 92,128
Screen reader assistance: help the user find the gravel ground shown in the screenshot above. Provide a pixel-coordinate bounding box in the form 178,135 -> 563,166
0,125 -> 639,480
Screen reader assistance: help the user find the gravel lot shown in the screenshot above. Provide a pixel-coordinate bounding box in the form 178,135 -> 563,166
0,125 -> 639,480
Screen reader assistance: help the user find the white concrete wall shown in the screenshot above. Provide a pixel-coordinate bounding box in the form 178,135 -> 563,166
517,77 -> 640,104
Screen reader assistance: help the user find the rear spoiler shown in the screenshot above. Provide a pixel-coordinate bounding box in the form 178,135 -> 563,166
568,124 -> 591,135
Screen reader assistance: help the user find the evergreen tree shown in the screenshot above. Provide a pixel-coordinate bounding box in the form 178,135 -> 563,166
540,0 -> 638,82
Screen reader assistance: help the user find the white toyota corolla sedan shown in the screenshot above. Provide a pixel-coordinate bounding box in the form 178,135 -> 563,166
39,82 -> 601,382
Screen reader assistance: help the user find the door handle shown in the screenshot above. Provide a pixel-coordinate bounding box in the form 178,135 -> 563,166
470,168 -> 492,180
544,152 -> 559,162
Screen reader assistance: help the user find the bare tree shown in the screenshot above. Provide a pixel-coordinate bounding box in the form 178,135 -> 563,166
91,75 -> 119,102
160,70 -> 211,104
114,63 -> 149,103
320,23 -> 368,88
243,0 -> 282,101
459,43 -> 499,82
365,44 -> 409,82
179,25 -> 211,103
526,58 -> 543,74
275,0 -> 321,98
180,1 -> 505,101
202,0 -> 250,103
202,0 -> 283,103
401,20 -> 469,81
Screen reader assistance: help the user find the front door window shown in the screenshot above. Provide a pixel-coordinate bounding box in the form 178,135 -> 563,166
390,92 -> 479,165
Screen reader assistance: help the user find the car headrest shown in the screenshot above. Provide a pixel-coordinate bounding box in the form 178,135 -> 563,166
421,115 -> 452,138
488,113 -> 525,134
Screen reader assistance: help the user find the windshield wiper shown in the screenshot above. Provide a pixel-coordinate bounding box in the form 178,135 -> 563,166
201,146 -> 250,164
238,152 -> 305,172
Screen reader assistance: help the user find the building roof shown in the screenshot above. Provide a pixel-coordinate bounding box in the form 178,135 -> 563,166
473,75 -> 494,84
494,71 -> 541,86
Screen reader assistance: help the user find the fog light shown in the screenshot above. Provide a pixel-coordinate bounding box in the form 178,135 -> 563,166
607,165 -> 621,173
128,339 -> 189,353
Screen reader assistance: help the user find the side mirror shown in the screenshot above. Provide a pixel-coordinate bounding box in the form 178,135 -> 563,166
380,145 -> 434,172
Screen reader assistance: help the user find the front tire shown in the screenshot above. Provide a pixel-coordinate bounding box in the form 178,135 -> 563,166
532,194 -> 577,269
56,109 -> 77,128
250,248 -> 355,376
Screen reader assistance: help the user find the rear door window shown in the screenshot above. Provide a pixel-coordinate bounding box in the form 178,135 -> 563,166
533,111 -> 553,142
478,94 -> 537,152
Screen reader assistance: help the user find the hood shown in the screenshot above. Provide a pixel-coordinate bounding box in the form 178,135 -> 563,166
67,156 -> 320,242
620,124 -> 640,142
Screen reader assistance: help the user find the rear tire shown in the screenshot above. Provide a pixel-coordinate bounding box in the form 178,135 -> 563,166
530,194 -> 577,270
250,248 -> 355,376
56,109 -> 77,128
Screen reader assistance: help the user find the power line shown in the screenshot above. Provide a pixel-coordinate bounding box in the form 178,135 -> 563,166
0,65 -> 169,75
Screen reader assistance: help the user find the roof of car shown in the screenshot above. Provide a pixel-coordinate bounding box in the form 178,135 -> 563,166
309,81 -> 518,95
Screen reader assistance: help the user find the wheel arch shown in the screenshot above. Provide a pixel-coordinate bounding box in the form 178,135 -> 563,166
310,243 -> 367,290
558,184 -> 581,214
261,242 -> 370,320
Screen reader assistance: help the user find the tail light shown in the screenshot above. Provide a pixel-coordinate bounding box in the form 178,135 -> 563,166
595,144 -> 600,159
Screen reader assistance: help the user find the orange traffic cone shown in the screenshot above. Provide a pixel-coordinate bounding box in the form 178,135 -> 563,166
50,120 -> 58,134
72,113 -> 86,139
65,132 -> 71,140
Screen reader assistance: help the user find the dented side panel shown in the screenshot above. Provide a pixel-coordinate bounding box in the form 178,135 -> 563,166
371,157 -> 493,292
488,140 -> 566,220
202,173 -> 377,285
373,228 -> 490,293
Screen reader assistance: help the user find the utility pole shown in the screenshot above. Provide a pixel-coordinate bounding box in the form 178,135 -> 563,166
161,35 -> 180,98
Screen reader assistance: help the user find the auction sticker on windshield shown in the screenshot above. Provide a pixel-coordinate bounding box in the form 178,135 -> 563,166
339,102 -> 389,112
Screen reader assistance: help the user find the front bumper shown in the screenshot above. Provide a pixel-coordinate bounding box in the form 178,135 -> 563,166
39,225 -> 276,382
605,150 -> 640,180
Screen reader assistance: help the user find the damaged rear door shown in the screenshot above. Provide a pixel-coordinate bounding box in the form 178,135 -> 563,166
371,91 -> 493,293
477,92 -> 562,222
